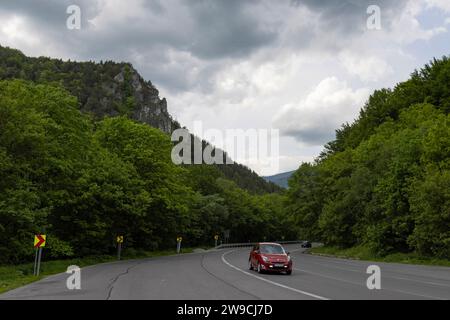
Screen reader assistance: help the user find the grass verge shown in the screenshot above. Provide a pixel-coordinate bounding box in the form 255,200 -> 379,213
0,247 -> 202,294
308,246 -> 450,267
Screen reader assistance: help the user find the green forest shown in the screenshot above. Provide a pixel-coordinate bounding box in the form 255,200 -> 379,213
0,79 -> 295,265
0,45 -> 449,265
287,57 -> 450,260
0,45 -> 281,195
0,46 -> 289,265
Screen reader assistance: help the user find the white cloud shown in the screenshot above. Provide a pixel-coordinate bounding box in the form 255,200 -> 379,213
1,0 -> 449,174
339,51 -> 394,82
0,15 -> 40,49
385,1 -> 447,44
425,0 -> 450,12
274,77 -> 370,145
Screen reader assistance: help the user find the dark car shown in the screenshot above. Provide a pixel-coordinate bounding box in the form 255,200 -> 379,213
249,242 -> 292,275
301,241 -> 312,248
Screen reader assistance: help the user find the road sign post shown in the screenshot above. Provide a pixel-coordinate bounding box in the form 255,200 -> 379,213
214,235 -> 219,247
33,235 -> 46,276
176,237 -> 182,254
117,243 -> 122,260
117,236 -> 124,260
33,248 -> 38,276
36,247 -> 43,276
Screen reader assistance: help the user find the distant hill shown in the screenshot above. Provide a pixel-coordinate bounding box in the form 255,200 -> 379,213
263,171 -> 295,188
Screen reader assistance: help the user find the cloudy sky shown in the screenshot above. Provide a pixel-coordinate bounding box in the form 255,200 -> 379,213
1,0 -> 449,175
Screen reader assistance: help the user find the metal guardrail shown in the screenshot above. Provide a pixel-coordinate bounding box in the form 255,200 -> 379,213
215,240 -> 305,249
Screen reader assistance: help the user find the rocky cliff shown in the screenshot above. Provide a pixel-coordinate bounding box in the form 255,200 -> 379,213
0,45 -> 178,133
97,64 -> 175,133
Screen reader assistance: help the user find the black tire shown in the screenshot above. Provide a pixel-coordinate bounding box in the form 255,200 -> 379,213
286,270 -> 292,275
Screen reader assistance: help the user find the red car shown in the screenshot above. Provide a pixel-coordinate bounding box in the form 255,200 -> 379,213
249,242 -> 292,275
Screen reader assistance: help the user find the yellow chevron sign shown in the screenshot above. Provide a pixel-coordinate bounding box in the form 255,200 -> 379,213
34,235 -> 46,248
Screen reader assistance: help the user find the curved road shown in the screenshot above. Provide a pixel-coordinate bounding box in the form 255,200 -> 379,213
1,245 -> 449,300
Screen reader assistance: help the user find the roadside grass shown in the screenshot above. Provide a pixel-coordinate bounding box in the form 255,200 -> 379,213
0,247 -> 203,294
308,246 -> 450,267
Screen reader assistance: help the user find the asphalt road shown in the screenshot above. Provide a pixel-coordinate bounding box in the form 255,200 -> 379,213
1,245 -> 449,300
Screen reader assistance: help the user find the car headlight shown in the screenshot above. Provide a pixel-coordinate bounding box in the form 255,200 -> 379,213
287,255 -> 291,262
262,256 -> 269,263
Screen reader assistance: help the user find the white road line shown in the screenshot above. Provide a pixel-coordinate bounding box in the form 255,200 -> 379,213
221,250 -> 329,301
294,268 -> 363,287
293,266 -> 447,300
296,253 -> 450,288
293,268 -> 446,299
289,248 -> 305,253
383,275 -> 450,288
303,259 -> 362,273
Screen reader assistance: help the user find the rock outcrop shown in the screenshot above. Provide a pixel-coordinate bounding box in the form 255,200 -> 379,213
0,45 -> 178,134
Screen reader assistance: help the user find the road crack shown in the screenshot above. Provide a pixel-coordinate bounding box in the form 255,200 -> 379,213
200,252 -> 262,300
106,261 -> 145,300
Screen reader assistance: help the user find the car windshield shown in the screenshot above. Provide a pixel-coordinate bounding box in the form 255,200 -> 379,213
260,244 -> 285,254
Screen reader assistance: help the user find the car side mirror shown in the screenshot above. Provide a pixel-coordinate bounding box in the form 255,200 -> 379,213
287,252 -> 290,255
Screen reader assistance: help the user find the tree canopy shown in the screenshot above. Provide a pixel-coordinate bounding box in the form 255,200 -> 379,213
287,57 -> 450,259
0,80 -> 295,264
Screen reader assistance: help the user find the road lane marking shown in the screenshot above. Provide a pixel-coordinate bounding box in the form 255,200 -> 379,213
298,251 -> 450,282
294,255 -> 447,300
294,267 -> 446,299
221,250 -> 329,300
295,253 -> 450,288
383,275 -> 450,288
288,248 -> 305,253
291,252 -> 362,272
200,253 -> 262,300
294,268 -> 363,287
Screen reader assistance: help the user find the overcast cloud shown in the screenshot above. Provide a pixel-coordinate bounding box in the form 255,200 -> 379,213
0,0 -> 449,175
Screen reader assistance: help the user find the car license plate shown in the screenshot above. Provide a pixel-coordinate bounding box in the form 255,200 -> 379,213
274,263 -> 284,267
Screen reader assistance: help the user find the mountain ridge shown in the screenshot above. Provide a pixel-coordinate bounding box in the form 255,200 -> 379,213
0,45 -> 177,133
263,170 -> 295,188
0,45 -> 280,194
